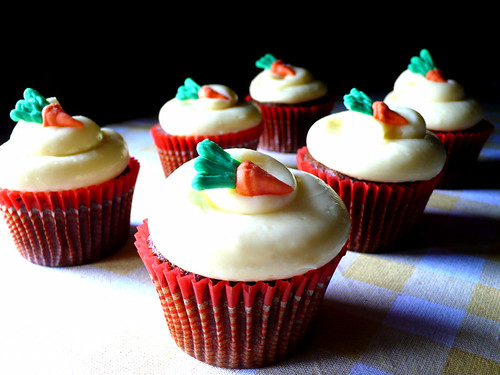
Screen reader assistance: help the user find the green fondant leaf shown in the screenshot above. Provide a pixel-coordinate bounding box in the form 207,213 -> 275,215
176,78 -> 201,100
343,88 -> 373,116
191,172 -> 238,191
408,48 -> 437,76
255,53 -> 277,70
192,140 -> 241,191
10,88 -> 49,124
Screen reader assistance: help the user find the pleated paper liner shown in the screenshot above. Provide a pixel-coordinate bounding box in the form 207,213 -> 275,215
433,120 -> 494,188
297,147 -> 442,253
0,157 -> 140,267
246,93 -> 335,154
135,220 -> 347,369
150,123 -> 263,177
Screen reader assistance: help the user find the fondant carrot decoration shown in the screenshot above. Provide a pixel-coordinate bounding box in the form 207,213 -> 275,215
408,49 -> 446,82
42,103 -> 84,128
271,60 -> 295,76
192,140 -> 294,196
176,78 -> 230,100
255,53 -> 296,76
371,101 -> 408,126
344,88 -> 408,125
10,88 -> 83,127
198,85 -> 230,100
235,160 -> 294,196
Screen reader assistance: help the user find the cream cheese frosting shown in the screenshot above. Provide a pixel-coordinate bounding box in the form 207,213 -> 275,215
0,97 -> 129,192
306,90 -> 446,183
147,147 -> 350,281
249,55 -> 327,104
159,82 -> 262,136
384,69 -> 483,132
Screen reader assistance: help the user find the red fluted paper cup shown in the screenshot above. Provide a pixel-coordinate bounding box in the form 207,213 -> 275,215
0,157 -> 140,267
246,94 -> 335,154
135,220 -> 346,369
150,123 -> 263,177
297,147 -> 442,253
432,120 -> 494,188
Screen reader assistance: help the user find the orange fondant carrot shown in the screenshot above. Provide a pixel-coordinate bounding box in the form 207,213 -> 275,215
372,101 -> 408,125
425,68 -> 446,82
270,59 -> 295,76
199,85 -> 230,100
42,103 -> 83,128
235,160 -> 294,196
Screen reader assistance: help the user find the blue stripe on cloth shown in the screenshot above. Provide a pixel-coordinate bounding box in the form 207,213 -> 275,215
383,295 -> 466,346
417,249 -> 486,283
350,363 -> 393,375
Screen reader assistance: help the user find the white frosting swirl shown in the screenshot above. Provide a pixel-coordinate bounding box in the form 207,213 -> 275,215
306,108 -> 447,183
249,65 -> 328,104
159,85 -> 262,136
147,148 -> 350,281
0,116 -> 129,192
384,70 -> 483,131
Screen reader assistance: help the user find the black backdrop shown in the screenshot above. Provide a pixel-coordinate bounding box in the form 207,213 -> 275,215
2,8 -> 498,144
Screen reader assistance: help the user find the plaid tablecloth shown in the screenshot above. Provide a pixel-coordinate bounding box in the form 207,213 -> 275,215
1,109 -> 498,375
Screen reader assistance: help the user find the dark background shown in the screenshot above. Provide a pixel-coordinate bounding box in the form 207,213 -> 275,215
2,7 -> 498,144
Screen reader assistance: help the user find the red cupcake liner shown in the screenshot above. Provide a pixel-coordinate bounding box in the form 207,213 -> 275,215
433,120 -> 494,188
134,220 -> 346,368
246,94 -> 335,153
150,123 -> 263,177
0,157 -> 140,267
297,147 -> 442,253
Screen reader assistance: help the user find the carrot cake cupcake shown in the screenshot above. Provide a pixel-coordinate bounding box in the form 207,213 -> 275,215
297,88 -> 447,252
135,139 -> 350,368
384,49 -> 494,187
247,53 -> 335,165
151,78 -> 263,177
0,88 -> 140,266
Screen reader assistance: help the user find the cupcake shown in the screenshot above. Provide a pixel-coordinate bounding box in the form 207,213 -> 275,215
151,78 -> 263,177
297,88 -> 447,253
247,53 -> 335,164
384,49 -> 494,187
134,139 -> 350,368
0,88 -> 140,267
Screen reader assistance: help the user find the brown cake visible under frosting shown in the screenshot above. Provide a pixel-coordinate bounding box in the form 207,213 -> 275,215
301,148 -> 421,187
301,149 -> 361,181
